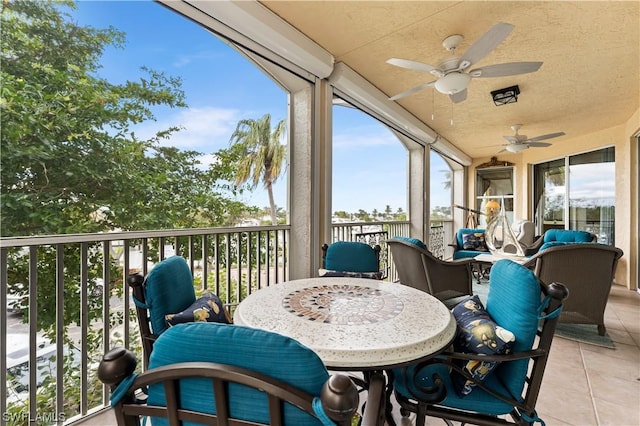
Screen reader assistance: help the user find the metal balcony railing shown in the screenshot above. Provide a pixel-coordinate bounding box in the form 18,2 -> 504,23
1,225 -> 288,425
0,219 -> 451,425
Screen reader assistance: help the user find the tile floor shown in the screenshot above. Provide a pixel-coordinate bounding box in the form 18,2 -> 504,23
81,285 -> 640,426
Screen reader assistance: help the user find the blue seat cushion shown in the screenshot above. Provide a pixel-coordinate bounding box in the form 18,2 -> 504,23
394,362 -> 515,416
324,241 -> 378,272
453,250 -> 485,260
145,256 -> 197,336
148,322 -> 330,425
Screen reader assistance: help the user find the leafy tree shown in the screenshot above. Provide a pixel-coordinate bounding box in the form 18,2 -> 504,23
228,113 -> 287,224
0,1 -> 251,421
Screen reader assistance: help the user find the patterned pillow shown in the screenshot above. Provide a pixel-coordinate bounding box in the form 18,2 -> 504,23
450,295 -> 515,396
166,292 -> 231,326
462,232 -> 488,251
318,268 -> 384,280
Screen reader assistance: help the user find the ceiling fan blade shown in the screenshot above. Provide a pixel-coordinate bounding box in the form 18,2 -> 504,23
388,81 -> 435,101
449,89 -> 467,103
527,132 -> 566,142
459,22 -> 514,67
497,148 -> 507,154
470,61 -> 543,78
386,58 -> 440,74
527,142 -> 552,148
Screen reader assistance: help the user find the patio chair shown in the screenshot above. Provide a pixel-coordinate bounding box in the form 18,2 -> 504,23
450,228 -> 491,283
98,322 -> 385,425
523,243 -> 623,335
387,237 -> 473,307
320,241 -> 383,279
128,256 -> 231,368
393,259 -> 569,426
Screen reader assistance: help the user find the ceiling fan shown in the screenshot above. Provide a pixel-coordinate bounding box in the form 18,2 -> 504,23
387,22 -> 542,103
499,124 -> 566,153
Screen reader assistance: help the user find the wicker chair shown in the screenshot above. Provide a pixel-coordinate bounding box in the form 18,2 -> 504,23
387,237 -> 473,307
98,322 -> 386,426
523,243 -> 623,335
393,260 -> 569,426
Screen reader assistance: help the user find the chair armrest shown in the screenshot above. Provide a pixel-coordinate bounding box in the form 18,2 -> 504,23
524,236 -> 544,255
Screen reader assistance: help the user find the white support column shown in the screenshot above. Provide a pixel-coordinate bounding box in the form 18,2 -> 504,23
288,79 -> 332,279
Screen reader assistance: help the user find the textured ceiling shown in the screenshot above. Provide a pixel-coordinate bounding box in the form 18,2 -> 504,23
260,1 -> 639,159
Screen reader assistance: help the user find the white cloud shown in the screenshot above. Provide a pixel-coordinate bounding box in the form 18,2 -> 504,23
134,106 -> 240,153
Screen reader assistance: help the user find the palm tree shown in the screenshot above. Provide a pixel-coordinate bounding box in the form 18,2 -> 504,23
229,114 -> 286,224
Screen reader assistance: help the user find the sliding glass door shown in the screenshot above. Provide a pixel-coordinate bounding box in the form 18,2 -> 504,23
533,147 -> 615,244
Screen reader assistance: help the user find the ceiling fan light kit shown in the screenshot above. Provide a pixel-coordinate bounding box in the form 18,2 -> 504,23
505,143 -> 528,153
435,72 -> 471,94
491,85 -> 520,106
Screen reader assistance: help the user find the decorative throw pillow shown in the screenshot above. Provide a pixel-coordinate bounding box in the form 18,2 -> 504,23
462,232 -> 488,251
450,295 -> 515,396
166,291 -> 231,326
318,268 -> 384,280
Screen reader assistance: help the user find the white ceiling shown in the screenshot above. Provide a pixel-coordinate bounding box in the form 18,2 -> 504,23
260,1 -> 639,159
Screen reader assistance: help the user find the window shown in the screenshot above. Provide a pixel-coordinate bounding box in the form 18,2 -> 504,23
533,147 -> 615,244
430,151 -> 453,222
476,167 -> 514,227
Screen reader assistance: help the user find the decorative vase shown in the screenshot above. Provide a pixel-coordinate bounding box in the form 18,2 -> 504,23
484,198 -> 525,256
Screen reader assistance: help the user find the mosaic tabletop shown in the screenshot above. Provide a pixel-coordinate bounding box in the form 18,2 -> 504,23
234,277 -> 456,369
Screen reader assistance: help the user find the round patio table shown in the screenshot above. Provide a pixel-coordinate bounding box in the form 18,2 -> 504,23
234,276 -> 456,371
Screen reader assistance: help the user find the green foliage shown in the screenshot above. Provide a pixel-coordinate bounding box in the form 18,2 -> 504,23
225,113 -> 287,224
1,0 -> 246,237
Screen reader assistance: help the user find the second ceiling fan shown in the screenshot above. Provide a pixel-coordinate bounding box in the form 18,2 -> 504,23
498,124 -> 566,153
387,22 -> 542,103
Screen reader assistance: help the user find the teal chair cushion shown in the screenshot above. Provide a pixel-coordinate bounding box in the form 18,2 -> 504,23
485,260 -> 541,397
393,260 -> 543,416
145,256 -> 196,336
394,363 -> 515,415
393,236 -> 428,250
324,241 -> 378,272
543,229 -> 593,243
147,322 -> 330,425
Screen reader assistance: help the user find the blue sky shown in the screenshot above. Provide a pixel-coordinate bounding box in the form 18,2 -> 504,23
71,1 -> 451,214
